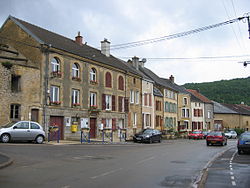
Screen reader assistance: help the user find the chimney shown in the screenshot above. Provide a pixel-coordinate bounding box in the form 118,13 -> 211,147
139,58 -> 147,68
75,31 -> 83,46
101,38 -> 110,57
132,56 -> 139,70
169,75 -> 174,83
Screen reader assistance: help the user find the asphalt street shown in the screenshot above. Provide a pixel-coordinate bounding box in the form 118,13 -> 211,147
0,139 -> 238,188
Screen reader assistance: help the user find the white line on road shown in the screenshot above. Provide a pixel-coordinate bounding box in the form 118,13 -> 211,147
232,181 -> 236,186
90,168 -> 123,179
231,176 -> 235,180
136,156 -> 155,165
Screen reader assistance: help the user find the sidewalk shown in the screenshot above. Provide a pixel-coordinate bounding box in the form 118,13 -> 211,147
0,152 -> 13,169
46,139 -> 132,145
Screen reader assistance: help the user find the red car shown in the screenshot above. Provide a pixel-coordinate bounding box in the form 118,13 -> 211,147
206,131 -> 227,146
188,131 -> 204,139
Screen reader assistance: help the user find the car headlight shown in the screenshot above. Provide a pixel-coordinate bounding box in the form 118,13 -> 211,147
145,135 -> 150,138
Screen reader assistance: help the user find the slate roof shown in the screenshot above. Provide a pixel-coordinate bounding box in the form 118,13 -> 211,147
6,16 -> 140,76
153,87 -> 163,97
187,89 -> 212,104
139,67 -> 178,92
213,101 -> 238,114
222,103 -> 250,115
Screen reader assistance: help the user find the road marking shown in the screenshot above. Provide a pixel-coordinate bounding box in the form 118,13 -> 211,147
90,168 -> 122,179
136,156 -> 155,165
231,176 -> 235,180
230,172 -> 234,175
229,150 -> 238,187
232,181 -> 236,186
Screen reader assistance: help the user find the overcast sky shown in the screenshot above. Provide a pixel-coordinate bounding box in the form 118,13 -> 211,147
1,0 -> 250,84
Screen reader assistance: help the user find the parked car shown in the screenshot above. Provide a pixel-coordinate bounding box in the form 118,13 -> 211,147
0,121 -> 45,144
237,132 -> 250,154
206,131 -> 227,146
133,129 -> 162,144
225,130 -> 237,139
188,131 -> 204,139
202,131 -> 209,139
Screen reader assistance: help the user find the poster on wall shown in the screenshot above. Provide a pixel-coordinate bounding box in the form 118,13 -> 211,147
65,117 -> 71,127
81,118 -> 89,128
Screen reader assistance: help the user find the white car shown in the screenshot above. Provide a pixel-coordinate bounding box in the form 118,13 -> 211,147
0,121 -> 45,144
225,130 -> 237,139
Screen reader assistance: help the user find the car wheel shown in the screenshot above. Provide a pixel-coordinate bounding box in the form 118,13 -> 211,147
225,141 -> 227,145
206,141 -> 209,146
238,150 -> 242,155
1,134 -> 10,143
149,138 -> 153,144
221,142 -> 224,146
35,135 -> 44,144
158,138 -> 161,143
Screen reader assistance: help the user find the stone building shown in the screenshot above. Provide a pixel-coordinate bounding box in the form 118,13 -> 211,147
0,15 -> 142,141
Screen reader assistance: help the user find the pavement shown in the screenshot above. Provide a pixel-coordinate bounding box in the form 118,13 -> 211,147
0,152 -> 13,169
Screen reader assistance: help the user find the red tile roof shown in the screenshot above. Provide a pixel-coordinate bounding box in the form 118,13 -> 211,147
187,89 -> 212,103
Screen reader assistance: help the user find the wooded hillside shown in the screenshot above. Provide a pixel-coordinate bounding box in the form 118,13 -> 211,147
183,77 -> 250,105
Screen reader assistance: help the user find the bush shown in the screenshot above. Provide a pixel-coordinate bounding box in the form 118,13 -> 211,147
234,128 -> 245,136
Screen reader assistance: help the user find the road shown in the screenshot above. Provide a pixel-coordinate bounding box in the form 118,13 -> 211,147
0,139 -> 236,188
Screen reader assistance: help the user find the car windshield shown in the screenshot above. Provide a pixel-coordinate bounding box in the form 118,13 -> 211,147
240,134 -> 250,141
2,122 -> 16,128
192,131 -> 201,134
208,132 -> 222,136
142,129 -> 153,134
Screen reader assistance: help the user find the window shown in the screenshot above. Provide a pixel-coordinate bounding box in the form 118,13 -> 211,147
72,63 -> 79,78
90,92 -> 97,107
144,93 -> 148,106
15,122 -> 29,129
208,110 -> 211,119
165,102 -> 169,112
135,91 -> 139,104
133,78 -> 136,85
106,119 -> 112,129
149,94 -> 152,106
183,97 -> 188,105
90,68 -> 97,82
118,76 -> 124,90
130,90 -> 134,103
31,123 -> 40,129
105,95 -> 112,110
72,89 -> 80,106
133,113 -> 137,127
10,104 -> 20,120
50,86 -> 60,103
51,57 -> 60,72
105,72 -> 112,88
11,75 -> 21,92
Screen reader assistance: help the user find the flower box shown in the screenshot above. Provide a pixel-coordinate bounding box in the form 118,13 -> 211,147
72,76 -> 81,81
50,101 -> 61,105
73,103 -> 80,107
90,80 -> 98,85
51,71 -> 62,78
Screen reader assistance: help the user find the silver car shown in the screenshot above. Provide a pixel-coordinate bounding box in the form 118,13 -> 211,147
0,121 -> 45,144
225,130 -> 237,139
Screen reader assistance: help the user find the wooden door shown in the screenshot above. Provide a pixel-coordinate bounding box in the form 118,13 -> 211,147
90,118 -> 96,138
31,109 -> 39,122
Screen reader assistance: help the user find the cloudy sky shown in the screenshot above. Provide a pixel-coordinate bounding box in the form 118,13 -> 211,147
1,0 -> 250,84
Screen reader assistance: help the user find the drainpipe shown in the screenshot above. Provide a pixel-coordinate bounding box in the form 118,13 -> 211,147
41,44 -> 50,137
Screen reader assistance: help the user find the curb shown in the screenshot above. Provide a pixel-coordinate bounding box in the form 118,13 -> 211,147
193,146 -> 235,188
0,152 -> 13,169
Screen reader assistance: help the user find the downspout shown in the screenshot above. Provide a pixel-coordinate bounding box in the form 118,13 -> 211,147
41,44 -> 50,137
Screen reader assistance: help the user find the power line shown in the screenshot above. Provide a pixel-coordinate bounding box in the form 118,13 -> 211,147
109,15 -> 248,50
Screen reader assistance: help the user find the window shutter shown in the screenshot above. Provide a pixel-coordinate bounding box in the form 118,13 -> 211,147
144,94 -> 147,106
118,96 -> 122,112
149,94 -> 152,106
105,72 -> 112,88
112,118 -> 116,130
124,98 -> 129,112
112,95 -> 116,111
102,94 -> 106,110
118,76 -> 124,90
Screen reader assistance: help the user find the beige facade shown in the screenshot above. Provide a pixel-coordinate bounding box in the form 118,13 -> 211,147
177,93 -> 191,132
214,113 -> 250,131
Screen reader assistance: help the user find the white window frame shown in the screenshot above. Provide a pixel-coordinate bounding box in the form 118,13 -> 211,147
51,57 -> 60,72
90,68 -> 96,81
90,92 -> 97,107
50,86 -> 60,102
135,91 -> 139,104
72,63 -> 79,77
208,110 -> 211,119
133,112 -> 137,127
105,95 -> 112,110
130,90 -> 134,103
72,89 -> 80,104
106,118 -> 112,129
